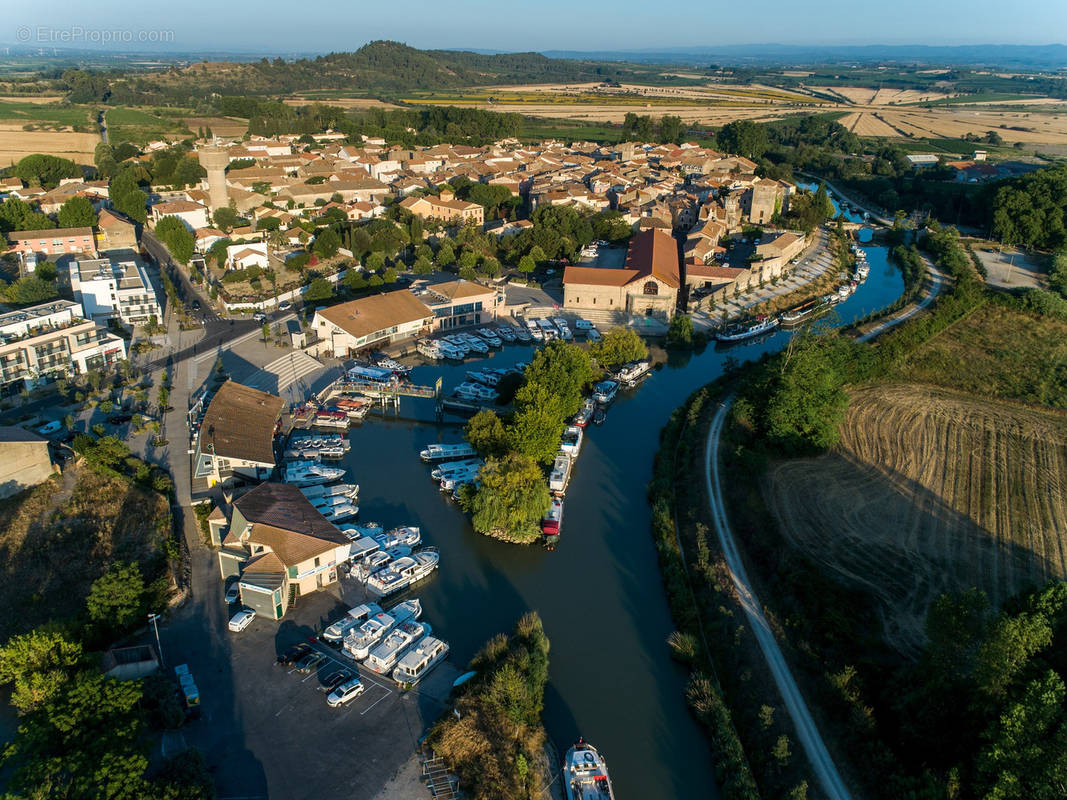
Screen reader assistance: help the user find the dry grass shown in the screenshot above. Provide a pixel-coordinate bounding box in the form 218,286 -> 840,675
283,97 -> 401,109
841,112 -> 902,137
0,126 -> 99,165
764,383 -> 1067,655
0,463 -> 171,642
0,95 -> 65,104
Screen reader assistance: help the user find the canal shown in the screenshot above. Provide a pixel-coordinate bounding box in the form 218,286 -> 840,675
338,246 -> 903,798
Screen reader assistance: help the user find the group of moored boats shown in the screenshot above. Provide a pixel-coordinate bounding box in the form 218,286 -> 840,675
420,442 -> 484,497
718,243 -> 873,341
341,522 -> 440,597
323,598 -> 449,687
280,432 -> 359,522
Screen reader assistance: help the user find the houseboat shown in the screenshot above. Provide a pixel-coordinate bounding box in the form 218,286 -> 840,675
458,334 -> 488,354
474,328 -> 502,347
431,458 -> 483,481
592,380 -> 619,405
438,340 -> 467,360
300,482 -> 359,502
560,425 -> 583,458
549,452 -> 573,495
542,496 -> 563,536
564,740 -> 616,800
341,610 -> 403,661
314,409 -> 349,429
333,397 -> 370,419
614,360 -> 651,387
392,635 -> 449,686
416,339 -> 442,360
715,315 -> 779,342
366,548 -> 440,597
373,526 -> 422,550
318,501 -> 359,524
514,324 -> 533,343
282,460 -> 347,487
572,398 -> 595,427
526,319 -> 544,341
364,620 -> 431,674
466,369 -> 502,387
420,442 -> 477,463
454,382 -> 498,402
322,602 -> 383,643
495,325 -> 517,342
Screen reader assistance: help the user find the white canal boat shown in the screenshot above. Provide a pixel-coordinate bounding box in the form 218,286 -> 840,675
420,442 -> 477,463
366,548 -> 440,597
364,620 -> 431,674
322,602 -> 382,643
564,740 -> 616,800
392,635 -> 449,686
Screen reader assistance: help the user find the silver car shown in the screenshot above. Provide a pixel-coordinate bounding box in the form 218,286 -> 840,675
326,677 -> 365,707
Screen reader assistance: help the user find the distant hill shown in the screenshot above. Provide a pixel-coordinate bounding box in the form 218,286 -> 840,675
132,40 -> 636,101
541,43 -> 1067,70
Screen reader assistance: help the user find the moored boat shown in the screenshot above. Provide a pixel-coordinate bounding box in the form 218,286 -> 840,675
542,496 -> 563,536
366,548 -> 440,597
392,635 -> 449,686
549,452 -> 573,495
715,315 -> 779,342
564,740 -> 616,800
364,620 -> 431,674
572,398 -> 595,427
341,610 -> 403,661
282,460 -> 347,487
420,442 -> 477,462
560,425 -> 583,458
592,380 -> 619,405
614,359 -> 651,387
323,602 -> 382,643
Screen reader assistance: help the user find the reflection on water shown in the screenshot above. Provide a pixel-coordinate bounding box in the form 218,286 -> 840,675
338,247 -> 902,798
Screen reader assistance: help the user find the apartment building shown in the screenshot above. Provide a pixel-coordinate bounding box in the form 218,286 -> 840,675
6,227 -> 97,259
70,257 -> 163,327
0,300 -> 127,392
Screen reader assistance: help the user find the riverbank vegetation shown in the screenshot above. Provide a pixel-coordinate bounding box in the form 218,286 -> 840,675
429,612 -> 551,800
650,213 -> 1067,798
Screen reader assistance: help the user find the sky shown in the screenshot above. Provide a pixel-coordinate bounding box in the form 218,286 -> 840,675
5,0 -> 1067,54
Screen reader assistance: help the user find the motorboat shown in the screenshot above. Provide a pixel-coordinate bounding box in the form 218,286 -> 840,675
314,410 -> 349,429
283,460 -> 347,487
301,482 -> 359,502
439,468 -> 480,492
548,452 -> 573,495
370,353 -> 411,375
715,315 -> 780,342
466,369 -> 502,387
319,502 -> 358,524
560,425 -> 583,458
333,397 -> 370,419
392,635 -> 449,686
322,603 -> 382,643
514,325 -> 533,342
458,334 -> 488,354
438,340 -> 467,360
542,496 -> 563,536
592,407 -> 606,426
455,382 -> 498,402
495,325 -> 517,342
592,380 -> 619,405
526,320 -> 544,341
474,329 -> 502,347
431,458 -> 483,480
614,360 -> 651,387
416,339 -> 442,360
420,442 -> 477,462
342,611 -> 405,661
366,548 -> 440,597
572,398 -> 595,427
364,620 -> 431,674
564,740 -> 616,800
373,526 -> 422,550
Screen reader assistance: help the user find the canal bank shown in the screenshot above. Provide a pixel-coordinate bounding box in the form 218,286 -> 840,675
337,249 -> 903,798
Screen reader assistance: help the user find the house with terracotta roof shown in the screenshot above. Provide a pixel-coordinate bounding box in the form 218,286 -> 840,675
562,227 -> 680,320
150,199 -> 210,231
312,290 -> 434,357
215,482 -> 351,619
193,380 -> 285,485
226,242 -> 269,271
398,187 -> 484,226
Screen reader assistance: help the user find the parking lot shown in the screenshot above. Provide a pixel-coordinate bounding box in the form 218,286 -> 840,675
165,567 -> 460,800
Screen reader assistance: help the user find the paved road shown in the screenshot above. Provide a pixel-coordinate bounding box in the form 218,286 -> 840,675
703,399 -> 853,800
857,256 -> 945,342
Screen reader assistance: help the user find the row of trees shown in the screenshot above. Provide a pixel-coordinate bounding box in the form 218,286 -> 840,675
990,163 -> 1067,250
0,194 -> 98,234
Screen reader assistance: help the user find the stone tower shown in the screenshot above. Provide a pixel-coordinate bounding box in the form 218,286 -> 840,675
197,146 -> 230,210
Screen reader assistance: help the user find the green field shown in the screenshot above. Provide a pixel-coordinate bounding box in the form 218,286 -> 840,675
0,100 -> 94,129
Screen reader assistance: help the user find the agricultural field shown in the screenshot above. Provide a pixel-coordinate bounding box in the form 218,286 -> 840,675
283,96 -> 401,110
184,115 -> 249,139
0,99 -> 99,164
0,126 -> 99,164
764,382 -> 1067,655
105,105 -> 192,145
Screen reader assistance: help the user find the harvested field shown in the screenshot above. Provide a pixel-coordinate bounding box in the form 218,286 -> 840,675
0,463 -> 172,642
184,115 -> 248,138
0,124 -> 99,164
765,383 -> 1067,655
880,109 -> 1067,144
842,112 -> 901,137
284,96 -> 401,109
0,95 -> 65,104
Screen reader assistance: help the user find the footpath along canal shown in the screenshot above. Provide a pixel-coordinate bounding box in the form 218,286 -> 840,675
338,246 -> 903,798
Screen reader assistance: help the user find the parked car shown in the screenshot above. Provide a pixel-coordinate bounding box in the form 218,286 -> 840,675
107,413 -> 133,425
35,420 -> 62,436
224,583 -> 240,604
294,652 -> 326,673
227,608 -> 256,632
191,300 -> 201,311
318,669 -> 354,693
252,312 -> 267,322
276,643 -> 312,666
278,300 -> 292,312
326,677 -> 365,707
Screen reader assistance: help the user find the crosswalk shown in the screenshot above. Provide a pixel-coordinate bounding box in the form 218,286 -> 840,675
242,352 -> 324,396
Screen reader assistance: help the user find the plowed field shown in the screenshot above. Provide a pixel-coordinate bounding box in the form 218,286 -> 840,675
764,383 -> 1067,655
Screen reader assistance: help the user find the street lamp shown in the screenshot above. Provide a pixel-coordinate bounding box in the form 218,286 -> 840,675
148,612 -> 164,668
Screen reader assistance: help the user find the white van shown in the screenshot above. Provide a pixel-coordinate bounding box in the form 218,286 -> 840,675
586,327 -> 602,342
574,318 -> 594,330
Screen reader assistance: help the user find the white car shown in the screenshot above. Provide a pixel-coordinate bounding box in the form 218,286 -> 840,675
224,584 -> 240,604
326,677 -> 366,707
228,608 -> 256,632
574,318 -> 594,330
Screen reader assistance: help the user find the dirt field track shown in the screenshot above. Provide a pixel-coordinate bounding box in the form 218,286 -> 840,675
764,383 -> 1067,655
0,125 -> 99,164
